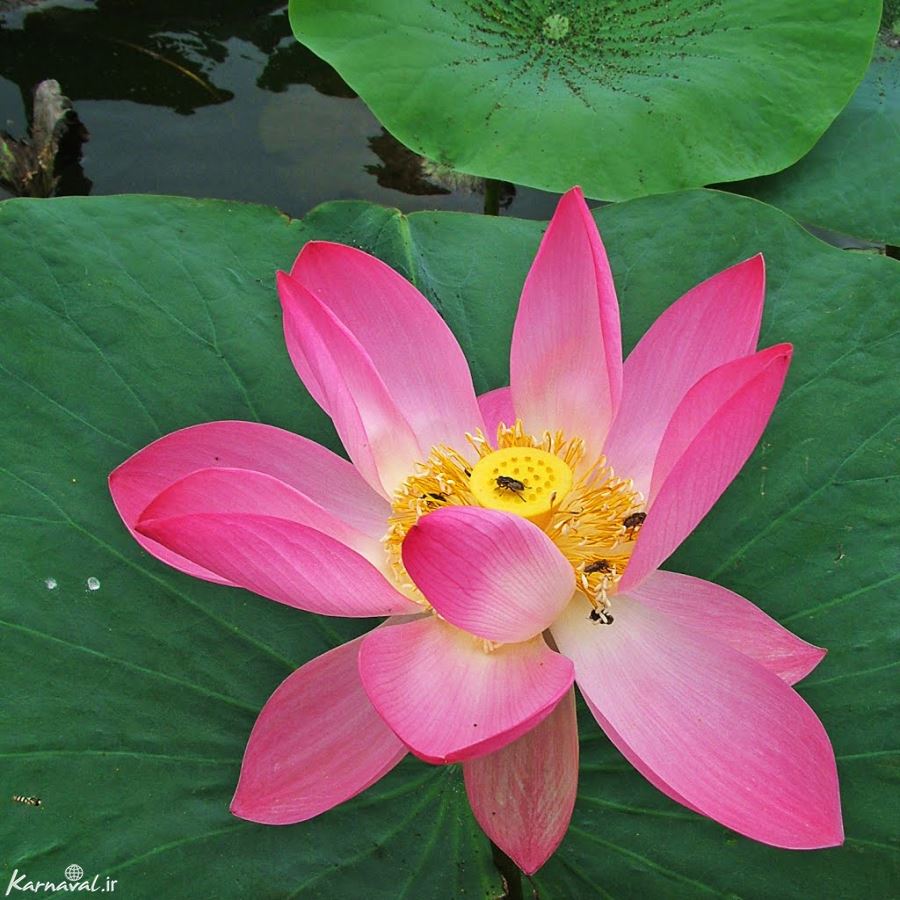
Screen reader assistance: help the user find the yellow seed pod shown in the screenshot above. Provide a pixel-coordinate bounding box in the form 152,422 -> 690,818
469,446 -> 573,525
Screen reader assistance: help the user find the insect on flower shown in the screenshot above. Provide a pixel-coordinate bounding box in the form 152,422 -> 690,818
588,608 -> 613,625
495,474 -> 527,500
110,187 -> 842,875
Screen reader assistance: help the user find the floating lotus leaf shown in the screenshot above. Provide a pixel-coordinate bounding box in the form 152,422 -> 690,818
1,191 -> 897,895
739,31 -> 900,245
288,0 -> 881,199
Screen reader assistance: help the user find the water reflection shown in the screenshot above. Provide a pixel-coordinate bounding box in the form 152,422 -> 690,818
0,0 -> 559,217
367,128 -> 517,211
259,38 -> 357,99
0,1 -> 301,114
366,130 -> 451,197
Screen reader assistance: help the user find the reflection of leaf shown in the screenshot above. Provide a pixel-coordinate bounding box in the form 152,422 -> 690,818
0,1 -> 358,119
1,192 -> 897,896
258,40 -> 357,97
0,79 -> 89,197
734,32 -> 900,245
366,129 -> 451,195
365,129 -> 518,201
289,0 -> 881,200
365,129 -> 518,204
104,38 -> 226,104
0,2 -> 256,114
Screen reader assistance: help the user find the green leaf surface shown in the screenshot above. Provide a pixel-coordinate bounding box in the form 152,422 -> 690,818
736,31 -> 900,245
1,191 -> 898,897
287,0 -> 881,201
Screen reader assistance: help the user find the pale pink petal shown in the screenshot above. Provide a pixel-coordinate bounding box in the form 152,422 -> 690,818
231,635 -> 407,824
579,692 -> 701,814
552,594 -> 843,849
629,570 -> 825,684
510,187 -> 622,457
464,688 -> 578,875
137,512 -> 419,618
288,241 -> 484,451
402,507 -> 573,644
109,420 -> 388,583
603,255 -> 765,494
140,467 -> 383,565
358,616 -> 574,764
279,272 -> 423,497
478,387 -> 515,445
619,345 -> 792,592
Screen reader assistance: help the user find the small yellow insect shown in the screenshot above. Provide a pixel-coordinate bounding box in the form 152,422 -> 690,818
11,795 -> 42,807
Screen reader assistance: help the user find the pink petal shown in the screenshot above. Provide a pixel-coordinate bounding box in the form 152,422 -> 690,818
619,345 -> 792,592
140,467 -> 383,564
478,387 -> 515,444
464,688 -> 578,875
231,635 -> 407,824
288,241 -> 483,452
629,571 -> 825,684
279,272 -> 424,498
358,616 -> 574,764
109,420 -> 388,583
648,344 -> 792,504
510,187 -> 622,457
603,255 -> 765,494
579,692 -> 701,814
402,506 -> 573,644
552,594 -> 843,849
137,512 -> 419,618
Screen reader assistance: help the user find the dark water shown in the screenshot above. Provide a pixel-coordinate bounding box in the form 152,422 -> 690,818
0,0 -> 561,219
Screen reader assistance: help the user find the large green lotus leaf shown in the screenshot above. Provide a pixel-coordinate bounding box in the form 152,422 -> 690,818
287,0 -> 881,201
737,31 -> 900,245
1,191 -> 897,897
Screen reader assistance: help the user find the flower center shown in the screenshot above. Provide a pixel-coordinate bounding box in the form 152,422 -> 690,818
385,420 -> 645,619
542,13 -> 570,41
468,446 -> 573,526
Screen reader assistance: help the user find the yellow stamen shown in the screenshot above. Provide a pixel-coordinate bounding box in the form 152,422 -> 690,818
385,419 -> 645,618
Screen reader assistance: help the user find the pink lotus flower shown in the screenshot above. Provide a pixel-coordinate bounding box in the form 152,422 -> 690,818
110,188 -> 842,874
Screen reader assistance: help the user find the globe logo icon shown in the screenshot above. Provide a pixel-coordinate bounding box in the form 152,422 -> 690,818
64,864 -> 84,882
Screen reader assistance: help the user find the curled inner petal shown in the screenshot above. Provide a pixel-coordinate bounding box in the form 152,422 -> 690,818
401,506 -> 574,644
386,419 -> 643,618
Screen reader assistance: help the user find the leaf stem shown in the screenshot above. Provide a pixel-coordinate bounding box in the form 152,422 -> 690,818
490,839 -> 524,900
483,178 -> 501,216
